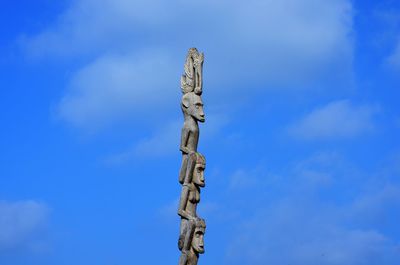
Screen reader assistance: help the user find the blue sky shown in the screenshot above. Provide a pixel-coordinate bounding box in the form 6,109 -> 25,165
1,0 -> 400,264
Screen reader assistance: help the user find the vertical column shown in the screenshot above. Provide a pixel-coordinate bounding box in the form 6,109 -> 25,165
177,48 -> 206,265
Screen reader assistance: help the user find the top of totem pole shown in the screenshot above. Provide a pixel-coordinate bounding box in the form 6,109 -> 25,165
181,48 -> 204,95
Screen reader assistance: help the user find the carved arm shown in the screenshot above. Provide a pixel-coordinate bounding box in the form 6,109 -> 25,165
180,128 -> 191,154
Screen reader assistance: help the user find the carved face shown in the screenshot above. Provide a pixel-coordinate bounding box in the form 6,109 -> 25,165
193,163 -> 205,187
182,92 -> 205,122
191,226 -> 205,254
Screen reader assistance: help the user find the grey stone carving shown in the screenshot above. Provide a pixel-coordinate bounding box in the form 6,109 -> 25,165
180,48 -> 204,95
178,92 -> 205,184
178,152 -> 205,250
177,48 -> 206,265
178,218 -> 206,265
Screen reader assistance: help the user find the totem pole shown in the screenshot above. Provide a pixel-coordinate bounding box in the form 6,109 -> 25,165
177,48 -> 206,265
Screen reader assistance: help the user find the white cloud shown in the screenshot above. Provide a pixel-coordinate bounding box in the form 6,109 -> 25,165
228,169 -> 260,191
104,120 -> 181,164
222,153 -> 400,265
24,0 -> 174,58
104,112 -> 229,163
289,100 -> 378,140
158,197 -> 179,224
227,189 -> 400,265
0,200 -> 49,252
387,40 -> 400,69
226,204 -> 400,265
350,185 -> 400,223
58,50 -> 179,129
23,0 -> 354,129
24,0 -> 353,63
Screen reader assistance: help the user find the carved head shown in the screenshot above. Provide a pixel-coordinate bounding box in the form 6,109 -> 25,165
181,48 -> 204,95
191,218 -> 206,254
181,92 -> 205,122
193,153 -> 205,187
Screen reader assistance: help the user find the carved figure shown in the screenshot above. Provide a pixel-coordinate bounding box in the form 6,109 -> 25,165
181,48 -> 204,95
178,152 -> 205,250
178,218 -> 206,265
178,92 -> 205,184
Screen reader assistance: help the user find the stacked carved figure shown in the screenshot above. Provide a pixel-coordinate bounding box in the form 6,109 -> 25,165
177,48 -> 206,265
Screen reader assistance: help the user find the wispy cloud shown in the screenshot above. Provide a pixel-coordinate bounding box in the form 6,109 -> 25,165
227,210 -> 400,265
57,50 -> 179,129
158,197 -> 179,224
23,0 -> 354,130
0,200 -> 49,252
104,120 -> 181,165
289,100 -> 378,140
387,40 -> 400,69
105,113 -> 230,164
221,152 -> 400,265
23,0 -> 175,58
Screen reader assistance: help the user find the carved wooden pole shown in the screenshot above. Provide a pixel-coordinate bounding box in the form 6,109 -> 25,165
177,48 -> 206,265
